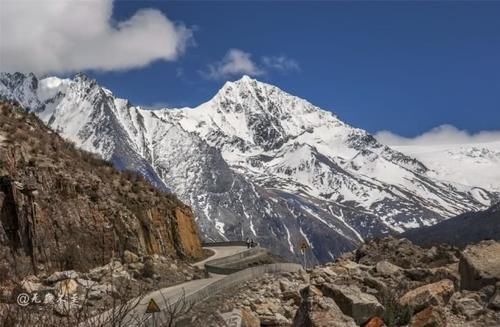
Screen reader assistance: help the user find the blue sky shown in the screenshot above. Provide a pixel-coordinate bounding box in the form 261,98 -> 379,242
2,1 -> 499,138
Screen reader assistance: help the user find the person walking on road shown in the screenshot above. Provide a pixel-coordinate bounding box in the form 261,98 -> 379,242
246,238 -> 251,249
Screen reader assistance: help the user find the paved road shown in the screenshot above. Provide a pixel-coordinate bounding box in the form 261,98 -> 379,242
84,245 -> 248,326
193,246 -> 247,269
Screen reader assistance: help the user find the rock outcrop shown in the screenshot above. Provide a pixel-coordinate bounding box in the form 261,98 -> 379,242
459,240 -> 500,291
0,102 -> 203,281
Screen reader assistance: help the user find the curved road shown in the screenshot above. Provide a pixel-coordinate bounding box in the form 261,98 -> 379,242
85,245 -> 248,326
193,245 -> 247,269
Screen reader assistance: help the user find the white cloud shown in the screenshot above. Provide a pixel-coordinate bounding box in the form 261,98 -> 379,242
375,124 -> 500,146
262,55 -> 300,72
0,0 -> 193,75
202,49 -> 264,80
202,49 -> 300,80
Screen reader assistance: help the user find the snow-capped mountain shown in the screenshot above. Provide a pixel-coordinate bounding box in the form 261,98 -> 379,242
392,142 -> 500,196
1,72 -> 497,263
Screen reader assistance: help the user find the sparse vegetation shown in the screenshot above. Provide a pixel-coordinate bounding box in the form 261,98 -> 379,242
0,101 -> 202,283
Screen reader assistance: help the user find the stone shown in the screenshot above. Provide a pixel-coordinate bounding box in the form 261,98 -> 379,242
127,262 -> 144,271
314,276 -> 325,285
363,276 -> 388,293
321,283 -> 385,325
459,240 -> 500,291
298,269 -> 310,283
399,279 -> 455,312
46,270 -> 79,283
282,290 -> 301,305
375,260 -> 402,276
76,278 -> 98,289
123,250 -> 139,264
53,300 -> 81,316
315,267 -> 337,278
363,316 -> 386,327
55,279 -> 79,296
404,268 -> 433,282
20,275 -> 43,293
241,308 -> 260,327
279,280 -> 292,293
489,283 -> 500,310
410,306 -> 446,327
452,296 -> 485,320
260,313 -> 290,326
292,285 -> 357,327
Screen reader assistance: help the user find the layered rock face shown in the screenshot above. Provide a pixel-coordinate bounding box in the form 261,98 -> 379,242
0,102 -> 203,281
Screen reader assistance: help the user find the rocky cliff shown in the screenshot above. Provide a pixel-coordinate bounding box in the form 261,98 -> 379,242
0,102 -> 203,281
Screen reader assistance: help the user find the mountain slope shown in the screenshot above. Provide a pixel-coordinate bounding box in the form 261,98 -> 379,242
0,72 -> 496,263
401,202 -> 500,247
392,141 -> 500,195
0,101 -> 203,281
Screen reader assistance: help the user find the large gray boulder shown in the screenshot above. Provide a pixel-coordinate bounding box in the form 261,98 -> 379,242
292,285 -> 357,327
459,240 -> 500,291
320,283 -> 384,325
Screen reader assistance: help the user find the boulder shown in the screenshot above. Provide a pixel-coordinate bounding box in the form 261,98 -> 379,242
410,306 -> 446,327
55,279 -> 79,296
241,308 -> 260,327
20,275 -> 43,293
53,300 -> 81,317
123,250 -> 139,264
76,278 -> 98,289
282,290 -> 301,305
363,316 -> 386,327
459,240 -> 500,291
279,279 -> 292,293
375,261 -> 402,276
489,283 -> 500,310
46,270 -> 79,283
399,279 -> 455,312
292,285 -> 357,327
452,295 -> 485,320
260,313 -> 290,326
321,283 -> 384,325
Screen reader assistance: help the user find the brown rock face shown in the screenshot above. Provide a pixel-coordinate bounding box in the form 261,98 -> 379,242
459,240 -> 500,291
410,306 -> 446,327
174,207 -> 203,258
0,103 -> 203,281
399,279 -> 455,312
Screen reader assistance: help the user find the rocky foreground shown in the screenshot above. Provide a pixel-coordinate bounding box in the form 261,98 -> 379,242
187,238 -> 500,327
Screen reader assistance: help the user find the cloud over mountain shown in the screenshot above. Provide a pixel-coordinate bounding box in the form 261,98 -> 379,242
375,125 -> 500,146
202,49 -> 265,80
202,49 -> 300,80
0,0 -> 193,75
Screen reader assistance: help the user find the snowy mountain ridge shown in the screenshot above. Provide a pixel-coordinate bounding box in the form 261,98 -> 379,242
1,72 -> 497,263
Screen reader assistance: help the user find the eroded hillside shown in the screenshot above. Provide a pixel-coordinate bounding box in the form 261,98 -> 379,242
0,102 -> 203,281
